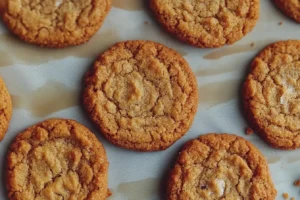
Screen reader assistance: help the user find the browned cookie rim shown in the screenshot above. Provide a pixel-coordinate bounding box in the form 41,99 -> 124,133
0,77 -> 12,141
274,0 -> 300,22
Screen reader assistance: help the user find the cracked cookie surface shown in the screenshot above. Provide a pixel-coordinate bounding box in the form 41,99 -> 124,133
244,40 -> 300,149
274,0 -> 300,22
83,40 -> 198,151
1,0 -> 111,47
0,77 -> 12,141
167,133 -> 276,200
150,0 -> 259,48
7,119 -> 109,200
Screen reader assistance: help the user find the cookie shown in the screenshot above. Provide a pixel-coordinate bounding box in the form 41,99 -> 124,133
83,40 -> 198,151
167,133 -> 277,200
274,0 -> 300,22
0,77 -> 12,141
244,40 -> 300,149
1,0 -> 111,48
7,119 -> 109,200
150,0 -> 259,48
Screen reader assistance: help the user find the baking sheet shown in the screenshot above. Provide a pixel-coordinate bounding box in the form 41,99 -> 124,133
0,0 -> 300,199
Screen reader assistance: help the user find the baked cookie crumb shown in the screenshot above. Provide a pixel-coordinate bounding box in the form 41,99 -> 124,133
283,193 -> 289,199
294,179 -> 300,186
107,189 -> 112,197
246,127 -> 254,135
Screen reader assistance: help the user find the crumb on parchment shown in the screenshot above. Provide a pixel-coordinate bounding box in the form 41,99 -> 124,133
283,193 -> 289,199
107,189 -> 112,197
279,22 -> 283,25
246,127 -> 254,135
294,179 -> 300,186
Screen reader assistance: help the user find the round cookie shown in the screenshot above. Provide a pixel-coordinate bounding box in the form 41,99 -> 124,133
244,40 -> 300,150
167,133 -> 277,200
149,0 -> 259,48
7,119 -> 109,200
274,0 -> 300,22
0,77 -> 12,141
1,0 -> 111,48
83,40 -> 198,151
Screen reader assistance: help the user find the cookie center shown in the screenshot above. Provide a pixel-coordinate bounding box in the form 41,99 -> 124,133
104,71 -> 159,117
195,153 -> 253,199
25,139 -> 95,199
271,62 -> 300,116
183,1 -> 221,17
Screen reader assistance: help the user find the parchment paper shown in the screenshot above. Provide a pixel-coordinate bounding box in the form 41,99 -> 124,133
0,1 -> 299,199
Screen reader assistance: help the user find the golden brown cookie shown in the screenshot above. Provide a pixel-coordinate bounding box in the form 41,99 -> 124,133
83,40 -> 198,151
244,40 -> 300,150
0,77 -> 12,141
7,119 -> 109,200
150,0 -> 259,48
274,0 -> 300,22
1,0 -> 111,48
168,133 -> 277,200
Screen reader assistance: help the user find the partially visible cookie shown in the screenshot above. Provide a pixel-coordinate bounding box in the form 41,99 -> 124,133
7,119 -> 109,200
244,40 -> 300,149
167,133 -> 277,200
0,77 -> 12,141
1,0 -> 111,47
83,40 -> 198,151
150,0 -> 259,48
274,0 -> 300,22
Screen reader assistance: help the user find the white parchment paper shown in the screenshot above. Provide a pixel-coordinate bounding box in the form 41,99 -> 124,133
0,1 -> 299,199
